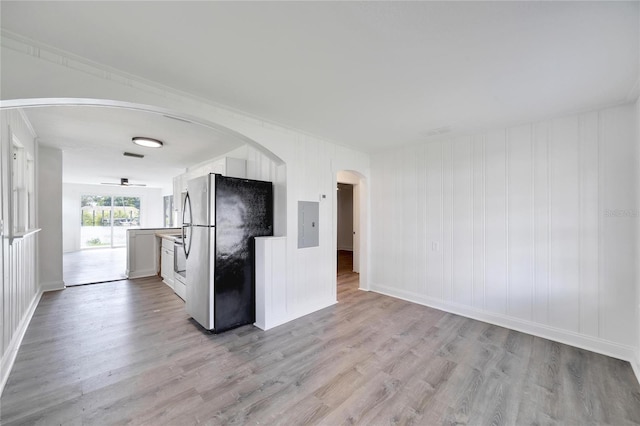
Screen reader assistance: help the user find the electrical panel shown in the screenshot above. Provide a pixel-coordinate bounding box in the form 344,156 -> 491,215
298,201 -> 319,248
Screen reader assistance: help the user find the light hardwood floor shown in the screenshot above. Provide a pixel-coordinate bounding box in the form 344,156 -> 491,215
2,260 -> 640,425
63,247 -> 127,286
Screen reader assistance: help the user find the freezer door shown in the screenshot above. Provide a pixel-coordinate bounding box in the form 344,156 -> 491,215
185,225 -> 215,330
187,174 -> 216,226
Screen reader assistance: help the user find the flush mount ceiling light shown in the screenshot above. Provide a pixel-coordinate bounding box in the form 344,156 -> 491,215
132,137 -> 163,148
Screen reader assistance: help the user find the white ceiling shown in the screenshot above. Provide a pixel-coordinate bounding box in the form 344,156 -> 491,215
1,1 -> 639,184
23,106 -> 244,188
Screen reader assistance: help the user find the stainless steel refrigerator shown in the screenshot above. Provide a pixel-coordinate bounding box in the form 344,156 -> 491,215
182,173 -> 273,332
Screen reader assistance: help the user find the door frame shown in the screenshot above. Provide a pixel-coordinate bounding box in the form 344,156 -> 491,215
335,170 -> 369,291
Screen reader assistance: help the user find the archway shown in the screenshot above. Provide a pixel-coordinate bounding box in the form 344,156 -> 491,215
1,98 -> 288,287
0,98 -> 285,166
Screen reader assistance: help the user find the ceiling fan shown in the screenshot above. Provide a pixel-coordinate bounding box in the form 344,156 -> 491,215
100,178 -> 146,187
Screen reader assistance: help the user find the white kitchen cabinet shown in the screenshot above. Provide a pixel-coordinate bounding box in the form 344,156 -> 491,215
204,157 -> 246,178
173,157 -> 246,219
172,172 -> 190,225
160,237 -> 175,289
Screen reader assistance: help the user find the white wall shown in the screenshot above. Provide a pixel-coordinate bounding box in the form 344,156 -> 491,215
62,183 -> 164,252
38,146 -> 63,291
371,103 -> 638,361
636,98 -> 640,377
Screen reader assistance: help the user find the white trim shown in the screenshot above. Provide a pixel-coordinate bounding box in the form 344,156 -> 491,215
255,299 -> 337,331
371,283 -> 636,363
631,357 -> 640,387
127,270 -> 158,280
0,290 -> 42,397
40,281 -> 65,292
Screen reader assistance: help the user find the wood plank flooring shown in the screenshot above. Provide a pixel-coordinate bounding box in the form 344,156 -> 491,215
2,262 -> 640,425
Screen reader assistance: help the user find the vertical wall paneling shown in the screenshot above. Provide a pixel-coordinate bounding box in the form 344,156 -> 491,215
549,116 -> 581,332
392,150 -> 403,294
599,107 -> 636,346
505,130 -> 510,316
579,113 -> 599,337
370,103 -> 638,360
507,125 -> 534,321
532,122 -> 545,324
402,145 -> 418,294
443,142 -> 453,302
472,135 -> 486,311
484,130 -> 508,314
452,138 -> 473,306
425,142 -> 444,300
416,143 -> 428,295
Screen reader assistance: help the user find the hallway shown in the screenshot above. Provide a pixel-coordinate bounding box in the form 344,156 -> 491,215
337,250 -> 358,301
63,248 -> 127,286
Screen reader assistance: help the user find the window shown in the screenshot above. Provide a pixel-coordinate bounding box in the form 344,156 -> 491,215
80,195 -> 141,248
11,139 -> 35,235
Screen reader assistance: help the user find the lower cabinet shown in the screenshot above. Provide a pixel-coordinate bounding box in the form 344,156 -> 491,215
160,239 -> 175,289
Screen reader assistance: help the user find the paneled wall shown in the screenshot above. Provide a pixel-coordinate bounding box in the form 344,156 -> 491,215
1,110 -> 41,393
371,103 -> 637,360
636,99 -> 640,375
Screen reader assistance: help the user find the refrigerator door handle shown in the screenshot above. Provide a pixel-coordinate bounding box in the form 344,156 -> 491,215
182,192 -> 193,258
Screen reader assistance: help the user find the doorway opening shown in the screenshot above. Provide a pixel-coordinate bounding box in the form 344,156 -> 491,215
64,194 -> 139,286
336,171 -> 365,301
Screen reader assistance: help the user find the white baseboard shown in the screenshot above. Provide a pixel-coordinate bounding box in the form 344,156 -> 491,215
370,283 -> 636,363
293,299 -> 338,321
256,299 -> 338,331
0,290 -> 43,397
40,280 -> 65,292
254,314 -> 289,331
127,270 -> 157,279
631,355 -> 640,387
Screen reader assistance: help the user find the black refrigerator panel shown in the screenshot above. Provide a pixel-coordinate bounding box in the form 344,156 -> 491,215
213,175 -> 273,332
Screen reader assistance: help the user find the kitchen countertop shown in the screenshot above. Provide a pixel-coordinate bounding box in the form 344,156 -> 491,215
154,228 -> 181,241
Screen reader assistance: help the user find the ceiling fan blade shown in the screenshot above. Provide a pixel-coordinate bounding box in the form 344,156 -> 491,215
100,181 -> 147,187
